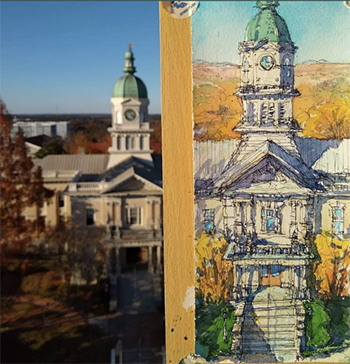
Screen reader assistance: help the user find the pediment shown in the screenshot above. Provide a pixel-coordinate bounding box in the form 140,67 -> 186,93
215,141 -> 323,192
101,166 -> 162,194
106,176 -> 154,193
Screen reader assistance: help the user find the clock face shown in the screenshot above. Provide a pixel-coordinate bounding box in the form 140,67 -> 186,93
260,55 -> 275,70
125,109 -> 136,121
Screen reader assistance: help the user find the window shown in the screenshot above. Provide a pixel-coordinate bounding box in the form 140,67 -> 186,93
284,57 -> 291,78
140,136 -> 144,150
125,136 -> 130,150
261,103 -> 268,124
272,265 -> 279,277
268,103 -> 275,124
279,103 -> 286,120
332,204 -> 344,234
203,208 -> 215,233
117,136 -> 121,150
261,206 -> 281,233
262,265 -> 268,277
59,194 -> 64,208
127,207 -> 142,225
86,209 -> 95,226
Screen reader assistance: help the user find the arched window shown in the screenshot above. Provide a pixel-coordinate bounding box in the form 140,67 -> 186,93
117,136 -> 121,150
242,56 -> 249,83
284,57 -> 291,78
125,136 -> 130,150
131,137 -> 135,150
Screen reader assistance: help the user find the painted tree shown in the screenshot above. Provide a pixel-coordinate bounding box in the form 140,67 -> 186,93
313,231 -> 350,298
298,98 -> 350,141
0,100 -> 53,255
195,231 -> 233,302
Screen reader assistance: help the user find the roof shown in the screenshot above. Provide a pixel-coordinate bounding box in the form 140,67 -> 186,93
99,156 -> 162,186
313,139 -> 350,174
25,134 -> 52,147
113,74 -> 148,99
215,140 -> 323,191
245,1 -> 292,43
34,154 -> 109,175
113,47 -> 148,99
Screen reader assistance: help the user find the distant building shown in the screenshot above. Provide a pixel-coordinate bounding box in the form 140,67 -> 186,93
25,135 -> 52,157
12,120 -> 70,139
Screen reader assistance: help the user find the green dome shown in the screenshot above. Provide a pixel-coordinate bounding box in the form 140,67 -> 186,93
245,1 -> 292,43
113,45 -> 148,99
113,74 -> 148,98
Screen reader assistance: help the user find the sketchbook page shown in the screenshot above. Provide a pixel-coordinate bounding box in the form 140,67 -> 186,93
192,1 -> 350,363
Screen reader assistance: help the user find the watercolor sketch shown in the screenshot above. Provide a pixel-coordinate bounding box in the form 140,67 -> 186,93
192,1 -> 350,362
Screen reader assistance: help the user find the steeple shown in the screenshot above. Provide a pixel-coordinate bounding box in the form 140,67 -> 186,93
231,1 -> 300,164
108,46 -> 153,169
123,43 -> 136,75
256,0 -> 279,10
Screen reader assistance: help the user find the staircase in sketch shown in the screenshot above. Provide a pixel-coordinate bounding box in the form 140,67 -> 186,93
241,287 -> 304,362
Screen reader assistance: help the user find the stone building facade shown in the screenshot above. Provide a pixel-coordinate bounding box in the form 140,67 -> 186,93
28,47 -> 163,286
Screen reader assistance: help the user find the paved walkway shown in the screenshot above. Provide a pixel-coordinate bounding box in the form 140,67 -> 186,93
117,270 -> 162,314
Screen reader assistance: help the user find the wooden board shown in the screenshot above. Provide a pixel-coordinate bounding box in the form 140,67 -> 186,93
159,3 -> 195,363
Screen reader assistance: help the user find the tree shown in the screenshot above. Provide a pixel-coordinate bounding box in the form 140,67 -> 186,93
313,231 -> 350,298
298,99 -> 350,140
44,223 -> 107,285
35,140 -> 66,158
0,100 -> 53,255
195,231 -> 233,302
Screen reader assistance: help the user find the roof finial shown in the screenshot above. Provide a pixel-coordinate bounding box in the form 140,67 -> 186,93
256,1 -> 279,10
123,43 -> 136,75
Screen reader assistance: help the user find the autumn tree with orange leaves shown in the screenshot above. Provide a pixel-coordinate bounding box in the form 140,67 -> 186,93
195,231 -> 233,302
313,231 -> 350,298
0,100 -> 53,256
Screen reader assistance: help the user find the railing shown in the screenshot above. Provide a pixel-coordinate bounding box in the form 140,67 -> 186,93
76,182 -> 101,191
231,243 -> 309,256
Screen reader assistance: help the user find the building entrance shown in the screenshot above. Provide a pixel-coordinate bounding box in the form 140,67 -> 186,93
261,264 -> 282,286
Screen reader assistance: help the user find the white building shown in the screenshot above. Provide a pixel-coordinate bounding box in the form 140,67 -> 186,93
12,120 -> 70,139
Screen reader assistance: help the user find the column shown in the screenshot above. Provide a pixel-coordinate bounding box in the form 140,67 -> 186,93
148,245 -> 154,273
156,245 -> 162,273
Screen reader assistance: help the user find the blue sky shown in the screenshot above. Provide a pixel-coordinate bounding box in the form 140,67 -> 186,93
1,1 -> 160,114
192,1 -> 350,64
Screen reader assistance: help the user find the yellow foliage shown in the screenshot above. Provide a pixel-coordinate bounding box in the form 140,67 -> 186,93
193,63 -> 350,141
195,231 -> 233,302
299,98 -> 350,140
314,231 -> 350,298
193,80 -> 243,141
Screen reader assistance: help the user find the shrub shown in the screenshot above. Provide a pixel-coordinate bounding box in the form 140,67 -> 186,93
304,299 -> 331,348
195,300 -> 236,359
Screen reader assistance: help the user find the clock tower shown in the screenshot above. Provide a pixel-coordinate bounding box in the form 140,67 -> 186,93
231,0 -> 301,165
107,45 -> 153,169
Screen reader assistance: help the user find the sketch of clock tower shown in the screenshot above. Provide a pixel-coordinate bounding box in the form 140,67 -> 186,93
108,45 -> 153,169
229,0 -> 300,167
